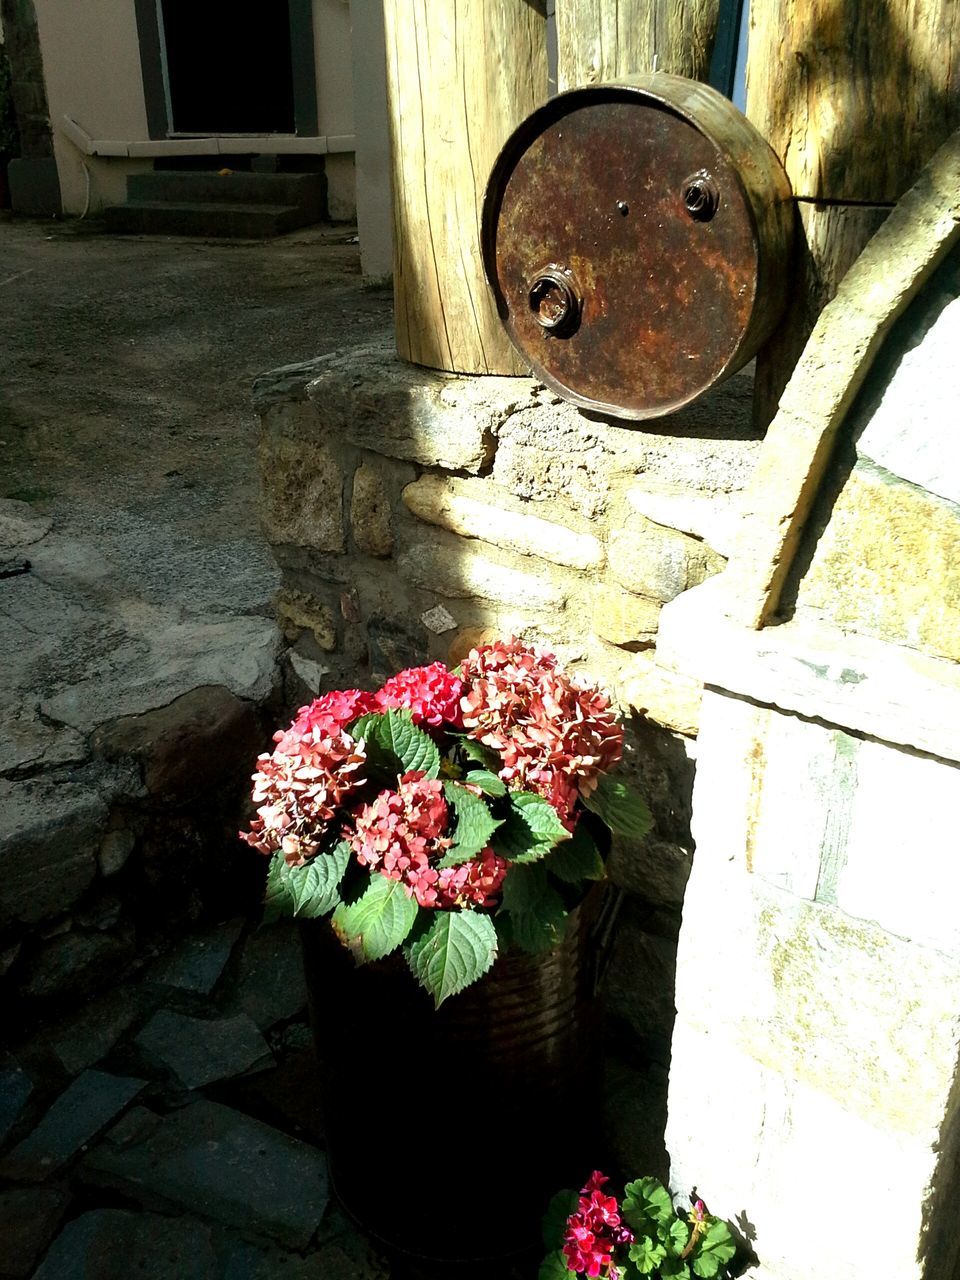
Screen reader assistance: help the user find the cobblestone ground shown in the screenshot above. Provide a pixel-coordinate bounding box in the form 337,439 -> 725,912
1,917 -> 534,1278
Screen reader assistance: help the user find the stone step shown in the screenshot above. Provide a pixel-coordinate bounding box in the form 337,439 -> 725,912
103,200 -> 314,239
127,169 -> 323,210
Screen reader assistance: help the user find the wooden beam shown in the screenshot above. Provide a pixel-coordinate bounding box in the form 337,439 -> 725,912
556,0 -> 720,90
746,0 -> 960,204
383,0 -> 547,374
746,0 -> 960,427
751,201 -> 890,433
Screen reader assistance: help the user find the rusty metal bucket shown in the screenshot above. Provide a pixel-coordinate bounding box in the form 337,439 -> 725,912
301,885 -> 611,1262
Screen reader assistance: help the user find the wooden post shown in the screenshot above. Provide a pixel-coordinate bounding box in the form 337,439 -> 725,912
746,0 -> 960,427
383,0 -> 548,375
555,0 -> 720,91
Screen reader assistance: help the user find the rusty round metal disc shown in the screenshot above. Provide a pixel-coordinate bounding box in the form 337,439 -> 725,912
482,77 -> 791,421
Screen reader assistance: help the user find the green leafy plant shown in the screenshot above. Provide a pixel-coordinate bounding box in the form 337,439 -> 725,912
541,1171 -> 738,1280
241,638 -> 651,1006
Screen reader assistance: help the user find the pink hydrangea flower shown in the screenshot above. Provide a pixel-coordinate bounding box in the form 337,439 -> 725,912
277,688 -> 377,752
347,771 -> 453,907
240,724 -> 367,867
375,661 -> 464,728
459,638 -> 623,818
436,847 -> 508,909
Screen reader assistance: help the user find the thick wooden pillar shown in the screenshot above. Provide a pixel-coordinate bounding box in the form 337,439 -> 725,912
555,0 -> 720,90
383,0 -> 548,374
746,0 -> 960,427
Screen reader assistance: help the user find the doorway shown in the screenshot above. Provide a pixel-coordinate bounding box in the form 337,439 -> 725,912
158,0 -> 297,134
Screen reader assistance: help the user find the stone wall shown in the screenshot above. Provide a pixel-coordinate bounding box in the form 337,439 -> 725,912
254,338 -> 759,700
666,684 -> 960,1279
253,334 -> 764,1160
788,246 -> 960,659
659,206 -> 960,1275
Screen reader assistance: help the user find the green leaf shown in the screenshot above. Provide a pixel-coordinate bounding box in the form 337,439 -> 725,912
438,781 -> 502,866
498,864 -> 569,954
690,1220 -> 736,1279
460,737 -> 501,770
581,773 -> 653,839
350,708 -> 440,779
465,768 -> 507,797
404,909 -> 497,1006
494,791 -> 571,863
262,853 -> 293,925
496,865 -> 570,957
618,1264 -> 647,1280
629,1235 -> 667,1274
669,1217 -> 691,1252
544,819 -> 605,883
542,1188 -> 579,1250
538,1250 -> 571,1280
623,1177 -> 675,1234
659,1256 -> 691,1279
285,841 -> 352,918
331,873 -> 419,961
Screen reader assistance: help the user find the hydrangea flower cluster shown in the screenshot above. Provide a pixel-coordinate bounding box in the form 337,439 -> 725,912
239,724 -> 367,867
348,772 -> 508,908
349,771 -> 452,907
375,660 -> 464,727
563,1172 -> 635,1279
460,637 -> 623,819
241,640 -> 646,1005
280,688 -> 378,747
434,846 -> 508,909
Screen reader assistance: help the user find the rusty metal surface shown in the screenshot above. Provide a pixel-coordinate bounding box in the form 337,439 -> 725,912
483,76 -> 794,421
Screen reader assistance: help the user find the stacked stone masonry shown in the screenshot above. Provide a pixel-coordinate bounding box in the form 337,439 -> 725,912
253,338 -> 760,730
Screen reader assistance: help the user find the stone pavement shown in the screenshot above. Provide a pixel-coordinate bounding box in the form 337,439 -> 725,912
0,916 -> 536,1279
0,912 -> 663,1278
0,214 -> 390,1015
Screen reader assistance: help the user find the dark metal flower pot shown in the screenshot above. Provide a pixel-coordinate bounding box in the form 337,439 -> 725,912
300,886 -> 608,1263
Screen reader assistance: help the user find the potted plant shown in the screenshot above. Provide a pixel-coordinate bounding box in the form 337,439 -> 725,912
541,1172 -> 738,1279
241,637 -> 651,1259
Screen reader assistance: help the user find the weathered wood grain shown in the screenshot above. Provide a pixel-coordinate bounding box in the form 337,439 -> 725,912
745,0 -> 960,203
383,0 -> 547,374
556,0 -> 720,89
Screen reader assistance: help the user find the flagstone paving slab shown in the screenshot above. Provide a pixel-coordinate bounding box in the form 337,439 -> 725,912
46,984 -> 149,1076
146,919 -> 244,996
31,1209 -> 218,1280
0,1069 -> 145,1181
135,1009 -> 273,1089
82,1099 -> 329,1249
233,922 -> 307,1030
221,1235 -> 389,1280
0,1060 -> 34,1147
